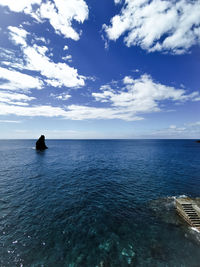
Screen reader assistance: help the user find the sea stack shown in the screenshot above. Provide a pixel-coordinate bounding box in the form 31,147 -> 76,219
36,135 -> 48,150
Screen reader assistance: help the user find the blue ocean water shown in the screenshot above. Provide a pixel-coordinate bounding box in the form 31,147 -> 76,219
0,139 -> 200,266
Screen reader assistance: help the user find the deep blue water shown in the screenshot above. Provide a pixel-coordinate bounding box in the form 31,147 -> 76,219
0,139 -> 200,266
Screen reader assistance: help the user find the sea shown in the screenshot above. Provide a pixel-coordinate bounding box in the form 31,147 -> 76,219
0,139 -> 200,267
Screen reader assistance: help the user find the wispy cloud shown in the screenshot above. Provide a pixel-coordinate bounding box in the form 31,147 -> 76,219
185,121 -> 200,127
150,121 -> 200,138
62,55 -> 72,62
0,120 -> 22,123
103,0 -> 200,54
0,74 -> 199,121
0,103 -> 68,117
50,93 -> 71,101
0,91 -> 35,106
92,74 -> 200,119
7,26 -> 85,88
0,66 -> 43,91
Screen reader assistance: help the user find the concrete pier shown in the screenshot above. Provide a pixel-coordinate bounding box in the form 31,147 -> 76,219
176,197 -> 200,231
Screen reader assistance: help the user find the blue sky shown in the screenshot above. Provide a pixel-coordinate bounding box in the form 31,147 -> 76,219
0,0 -> 200,139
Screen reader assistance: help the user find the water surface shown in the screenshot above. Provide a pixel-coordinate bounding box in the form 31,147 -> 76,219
0,140 -> 200,266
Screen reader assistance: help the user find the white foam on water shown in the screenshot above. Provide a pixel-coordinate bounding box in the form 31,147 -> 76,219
188,227 -> 200,244
190,227 -> 200,234
172,195 -> 188,199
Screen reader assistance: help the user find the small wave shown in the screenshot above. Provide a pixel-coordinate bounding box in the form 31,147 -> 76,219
167,195 -> 188,200
187,227 -> 200,244
190,227 -> 200,234
175,195 -> 188,199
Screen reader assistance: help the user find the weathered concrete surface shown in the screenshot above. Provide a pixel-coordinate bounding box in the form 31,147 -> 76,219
176,197 -> 200,231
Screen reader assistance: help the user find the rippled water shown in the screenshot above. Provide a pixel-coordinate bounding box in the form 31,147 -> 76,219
0,139 -> 200,266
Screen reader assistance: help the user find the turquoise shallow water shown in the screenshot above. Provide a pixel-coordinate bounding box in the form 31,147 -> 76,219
0,139 -> 200,266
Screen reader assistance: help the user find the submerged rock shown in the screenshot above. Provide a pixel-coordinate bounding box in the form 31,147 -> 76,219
36,135 -> 48,150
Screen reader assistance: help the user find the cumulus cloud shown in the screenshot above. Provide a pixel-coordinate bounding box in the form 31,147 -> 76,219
7,26 -> 85,88
104,0 -> 200,54
0,0 -> 89,40
39,0 -> 88,40
63,45 -> 69,50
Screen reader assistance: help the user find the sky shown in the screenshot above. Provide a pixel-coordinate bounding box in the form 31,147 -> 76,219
0,0 -> 200,139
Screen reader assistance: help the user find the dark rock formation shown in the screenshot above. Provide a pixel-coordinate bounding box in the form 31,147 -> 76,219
196,140 -> 200,143
36,135 -> 48,150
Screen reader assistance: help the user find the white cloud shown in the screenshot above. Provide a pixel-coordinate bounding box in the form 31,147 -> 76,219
0,0 -> 42,13
7,26 -> 85,88
132,69 -> 140,73
8,26 -> 28,46
0,120 -> 22,123
114,0 -> 122,4
0,67 -> 43,90
186,121 -> 200,127
0,48 -> 25,70
150,121 -> 200,138
62,55 -> 72,61
51,93 -> 71,100
32,35 -> 48,44
0,103 -> 68,117
104,0 -> 200,54
168,125 -> 186,131
0,0 -> 89,40
92,74 -> 200,119
24,45 -> 84,87
0,91 -> 35,104
39,0 -> 88,40
63,45 -> 68,50
1,61 -> 24,70
65,104 -> 143,121
0,71 -> 199,121
0,91 -> 35,107
169,125 -> 176,129
123,76 -> 134,84
0,98 -> 142,121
